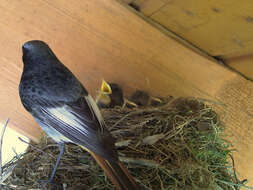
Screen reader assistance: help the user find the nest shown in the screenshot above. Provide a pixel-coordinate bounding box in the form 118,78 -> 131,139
2,97 -> 250,190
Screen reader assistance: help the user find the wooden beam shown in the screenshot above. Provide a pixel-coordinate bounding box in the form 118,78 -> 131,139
0,0 -> 252,185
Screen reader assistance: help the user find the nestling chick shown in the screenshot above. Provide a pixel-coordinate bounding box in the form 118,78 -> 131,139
96,80 -> 124,108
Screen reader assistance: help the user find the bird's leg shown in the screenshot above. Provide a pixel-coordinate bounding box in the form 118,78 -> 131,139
40,142 -> 64,188
48,142 -> 65,182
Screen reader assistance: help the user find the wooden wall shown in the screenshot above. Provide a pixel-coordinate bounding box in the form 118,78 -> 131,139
0,0 -> 253,186
124,0 -> 253,80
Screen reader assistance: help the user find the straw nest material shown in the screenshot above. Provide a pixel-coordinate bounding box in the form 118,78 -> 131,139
2,97 -> 250,190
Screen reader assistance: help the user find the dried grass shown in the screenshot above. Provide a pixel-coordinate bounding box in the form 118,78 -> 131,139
2,97 -> 251,190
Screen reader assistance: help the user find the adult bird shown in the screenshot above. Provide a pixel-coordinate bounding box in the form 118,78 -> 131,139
19,40 -> 139,190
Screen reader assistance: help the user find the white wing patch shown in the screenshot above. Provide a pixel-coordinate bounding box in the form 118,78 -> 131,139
34,117 -> 73,143
85,94 -> 105,132
47,105 -> 89,135
45,95 -> 104,139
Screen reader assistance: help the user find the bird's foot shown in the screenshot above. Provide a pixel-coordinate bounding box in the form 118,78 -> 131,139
39,179 -> 60,189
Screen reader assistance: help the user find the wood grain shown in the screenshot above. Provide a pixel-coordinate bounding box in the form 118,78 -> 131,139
0,0 -> 253,185
131,0 -> 166,16
123,0 -> 253,56
226,54 -> 253,81
148,0 -> 253,58
121,0 -> 253,80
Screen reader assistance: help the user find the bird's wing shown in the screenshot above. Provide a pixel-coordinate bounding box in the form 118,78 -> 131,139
34,95 -> 117,161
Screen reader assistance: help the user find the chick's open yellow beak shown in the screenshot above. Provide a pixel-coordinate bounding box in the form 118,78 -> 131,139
101,79 -> 112,94
96,79 -> 112,105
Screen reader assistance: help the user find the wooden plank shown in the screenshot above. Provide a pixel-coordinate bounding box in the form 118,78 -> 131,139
0,0 -> 253,185
148,0 -> 253,57
132,0 -> 166,16
226,54 -> 253,80
121,0 -> 133,4
122,0 -> 253,80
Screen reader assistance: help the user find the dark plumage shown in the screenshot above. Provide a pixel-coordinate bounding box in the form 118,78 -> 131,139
19,41 -> 139,190
19,40 -> 116,161
109,83 -> 124,107
131,90 -> 150,106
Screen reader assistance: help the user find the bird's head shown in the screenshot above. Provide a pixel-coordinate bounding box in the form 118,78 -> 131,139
96,80 -> 112,108
22,40 -> 57,67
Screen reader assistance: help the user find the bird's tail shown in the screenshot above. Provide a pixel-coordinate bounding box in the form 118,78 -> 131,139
89,151 -> 139,190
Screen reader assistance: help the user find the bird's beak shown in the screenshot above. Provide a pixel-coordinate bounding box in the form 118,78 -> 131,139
22,44 -> 29,54
95,79 -> 112,107
22,41 -> 34,53
101,79 -> 112,95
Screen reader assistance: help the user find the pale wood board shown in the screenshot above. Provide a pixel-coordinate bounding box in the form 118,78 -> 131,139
132,0 -> 166,16
122,0 -> 253,81
226,54 -> 253,81
0,0 -> 252,186
124,0 -> 253,58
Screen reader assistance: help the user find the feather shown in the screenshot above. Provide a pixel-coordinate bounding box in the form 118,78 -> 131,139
33,96 -> 117,161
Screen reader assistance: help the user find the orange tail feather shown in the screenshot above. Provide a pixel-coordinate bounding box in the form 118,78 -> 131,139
89,151 -> 139,190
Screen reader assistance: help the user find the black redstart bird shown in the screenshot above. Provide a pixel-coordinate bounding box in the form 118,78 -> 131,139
19,40 -> 139,190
